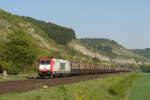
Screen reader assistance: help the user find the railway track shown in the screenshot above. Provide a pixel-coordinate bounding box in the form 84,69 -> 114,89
0,73 -> 124,95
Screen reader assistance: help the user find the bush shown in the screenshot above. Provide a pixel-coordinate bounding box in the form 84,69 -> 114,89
1,30 -> 36,74
0,61 -> 19,75
140,64 -> 150,72
108,73 -> 137,98
0,61 -> 10,73
0,62 -> 4,73
7,66 -> 20,75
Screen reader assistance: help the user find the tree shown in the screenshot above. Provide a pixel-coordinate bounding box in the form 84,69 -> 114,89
2,30 -> 36,74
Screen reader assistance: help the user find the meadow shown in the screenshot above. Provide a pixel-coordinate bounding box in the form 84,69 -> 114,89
128,73 -> 150,100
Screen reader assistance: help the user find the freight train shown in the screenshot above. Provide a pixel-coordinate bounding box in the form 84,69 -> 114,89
38,58 -> 130,78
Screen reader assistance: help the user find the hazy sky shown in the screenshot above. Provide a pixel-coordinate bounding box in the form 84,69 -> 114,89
0,0 -> 150,49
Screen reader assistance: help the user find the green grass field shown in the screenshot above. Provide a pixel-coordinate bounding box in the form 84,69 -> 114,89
128,73 -> 150,100
0,73 -> 137,100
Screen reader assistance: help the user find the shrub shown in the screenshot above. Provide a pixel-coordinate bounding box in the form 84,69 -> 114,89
108,73 -> 137,98
140,64 -> 150,72
0,61 -> 10,73
1,30 -> 36,74
7,66 -> 20,75
0,61 -> 19,75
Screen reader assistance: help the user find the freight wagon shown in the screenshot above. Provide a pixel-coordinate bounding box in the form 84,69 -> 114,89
38,58 -> 129,78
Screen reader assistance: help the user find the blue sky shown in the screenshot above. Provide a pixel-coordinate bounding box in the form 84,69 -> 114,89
0,0 -> 150,49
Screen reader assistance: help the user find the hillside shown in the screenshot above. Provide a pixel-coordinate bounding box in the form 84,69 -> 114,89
0,9 -> 77,55
69,39 -> 111,62
131,48 -> 150,60
22,16 -> 76,45
70,38 -> 141,60
0,9 -> 86,74
0,9 -> 146,74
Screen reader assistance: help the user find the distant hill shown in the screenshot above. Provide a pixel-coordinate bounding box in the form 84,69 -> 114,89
77,38 -> 141,59
70,38 -> 143,62
131,48 -> 150,59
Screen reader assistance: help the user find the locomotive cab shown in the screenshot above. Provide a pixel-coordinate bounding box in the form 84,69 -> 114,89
38,58 -> 71,78
38,58 -> 52,77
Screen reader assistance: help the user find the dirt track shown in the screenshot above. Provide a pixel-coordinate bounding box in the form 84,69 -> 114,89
0,73 -> 119,95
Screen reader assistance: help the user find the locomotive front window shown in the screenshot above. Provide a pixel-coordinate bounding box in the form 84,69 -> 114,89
40,61 -> 45,64
45,60 -> 50,64
40,60 -> 50,65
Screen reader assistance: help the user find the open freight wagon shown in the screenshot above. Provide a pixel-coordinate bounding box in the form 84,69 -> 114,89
38,58 -> 129,78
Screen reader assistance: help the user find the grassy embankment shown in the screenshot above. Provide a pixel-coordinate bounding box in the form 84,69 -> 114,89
0,73 -> 137,100
0,75 -> 24,82
128,73 -> 150,100
0,73 -> 36,82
